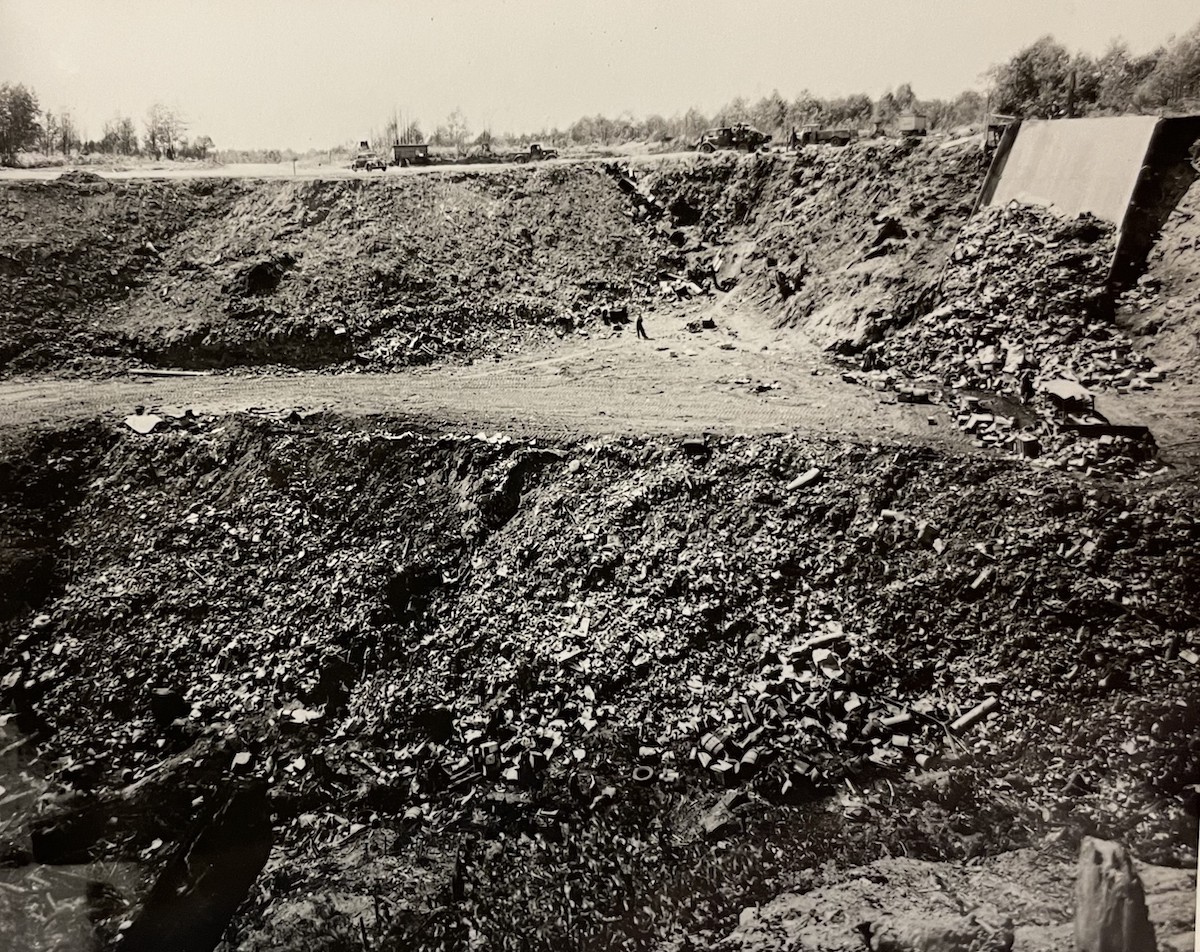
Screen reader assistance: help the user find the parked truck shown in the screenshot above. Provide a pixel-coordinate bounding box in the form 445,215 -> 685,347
695,123 -> 772,153
392,142 -> 431,167
514,143 -> 558,162
899,114 -> 928,138
795,124 -> 855,147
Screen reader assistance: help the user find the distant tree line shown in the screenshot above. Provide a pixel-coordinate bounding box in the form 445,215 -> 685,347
556,84 -> 989,146
444,18 -> 1200,148
6,18 -> 1197,164
0,82 -> 215,164
366,106 -> 492,156
392,86 -> 985,153
988,23 -> 1200,118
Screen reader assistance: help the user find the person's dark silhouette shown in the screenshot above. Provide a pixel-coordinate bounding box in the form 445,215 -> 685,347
635,315 -> 649,340
1018,368 -> 1035,403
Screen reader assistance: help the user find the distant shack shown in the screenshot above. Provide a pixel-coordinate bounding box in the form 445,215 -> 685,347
392,142 -> 430,167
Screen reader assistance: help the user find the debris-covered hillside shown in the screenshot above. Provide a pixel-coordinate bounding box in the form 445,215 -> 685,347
868,202 -> 1164,394
0,167 -> 661,375
637,142 -> 986,351
628,151 -> 1169,479
854,203 -> 1167,478
1,414 -> 1196,951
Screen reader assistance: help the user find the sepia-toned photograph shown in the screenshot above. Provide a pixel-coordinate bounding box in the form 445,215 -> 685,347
0,1 -> 1198,949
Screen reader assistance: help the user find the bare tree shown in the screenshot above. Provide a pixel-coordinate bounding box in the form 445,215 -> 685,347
102,115 -> 139,155
39,110 -> 58,153
445,107 -> 470,153
400,120 -> 423,144
379,107 -> 424,145
57,108 -> 79,155
144,102 -> 186,159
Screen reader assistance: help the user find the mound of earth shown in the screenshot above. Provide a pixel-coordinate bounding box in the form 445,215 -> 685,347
719,848 -> 1195,952
0,414 -> 1195,951
0,167 -> 662,376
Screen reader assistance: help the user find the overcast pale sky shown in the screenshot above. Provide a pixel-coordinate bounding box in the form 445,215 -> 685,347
1,0 -> 1195,150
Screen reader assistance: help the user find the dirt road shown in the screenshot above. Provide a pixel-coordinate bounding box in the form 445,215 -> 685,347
0,298 -> 976,450
3,281 -> 1196,472
4,294 -> 1197,471
0,151 -> 697,183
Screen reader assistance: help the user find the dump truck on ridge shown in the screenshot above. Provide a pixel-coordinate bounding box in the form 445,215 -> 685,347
795,124 -> 855,147
899,114 -> 928,138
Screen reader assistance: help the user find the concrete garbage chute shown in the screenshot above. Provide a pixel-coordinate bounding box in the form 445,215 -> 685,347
977,115 -> 1200,282
980,116 -> 1160,225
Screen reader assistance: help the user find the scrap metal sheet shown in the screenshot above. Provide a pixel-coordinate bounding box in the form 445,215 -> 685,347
984,116 -> 1160,225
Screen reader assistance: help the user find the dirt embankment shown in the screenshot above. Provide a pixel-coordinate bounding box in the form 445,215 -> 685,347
636,143 -> 987,352
0,415 -> 1196,950
635,146 -> 1183,392
0,167 -> 661,375
1119,167 -> 1200,379
619,150 -> 1171,478
0,145 -> 989,377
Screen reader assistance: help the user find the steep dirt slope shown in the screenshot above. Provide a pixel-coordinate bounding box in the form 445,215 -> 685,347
637,142 -> 986,352
1118,171 -> 1200,379
0,415 -> 1195,951
0,174 -> 238,373
0,167 -> 661,375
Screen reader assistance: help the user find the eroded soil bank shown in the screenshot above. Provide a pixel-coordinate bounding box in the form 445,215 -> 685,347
0,167 -> 661,374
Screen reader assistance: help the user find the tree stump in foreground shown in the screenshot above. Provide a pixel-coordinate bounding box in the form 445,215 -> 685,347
1074,836 -> 1157,952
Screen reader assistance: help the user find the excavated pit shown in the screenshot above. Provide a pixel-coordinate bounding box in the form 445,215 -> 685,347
0,145 -> 994,378
0,414 -> 1196,951
2,145 -> 1199,950
0,168 -> 663,375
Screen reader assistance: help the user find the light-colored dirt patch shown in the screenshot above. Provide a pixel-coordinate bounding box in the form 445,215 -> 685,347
719,850 -> 1195,952
0,302 -> 972,452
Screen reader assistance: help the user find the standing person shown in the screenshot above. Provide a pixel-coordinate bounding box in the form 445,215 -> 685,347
1018,367 -> 1035,403
635,314 -> 649,340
